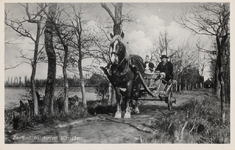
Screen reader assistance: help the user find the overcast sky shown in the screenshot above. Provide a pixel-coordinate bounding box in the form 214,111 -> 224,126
4,3 -> 212,82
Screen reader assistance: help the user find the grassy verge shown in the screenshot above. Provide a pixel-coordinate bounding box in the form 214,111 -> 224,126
5,99 -> 116,132
144,90 -> 230,143
5,104 -> 87,129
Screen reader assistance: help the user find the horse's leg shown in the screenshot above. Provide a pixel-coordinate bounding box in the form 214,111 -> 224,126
124,81 -> 133,118
132,72 -> 141,114
114,87 -> 122,119
133,83 -> 141,114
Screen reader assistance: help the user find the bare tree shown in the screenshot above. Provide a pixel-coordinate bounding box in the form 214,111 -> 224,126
101,3 -> 123,35
195,41 -> 213,88
158,30 -> 175,57
150,30 -> 175,65
88,23 -> 114,104
178,3 -> 230,123
65,4 -> 97,110
5,62 -> 24,70
49,5 -> 74,114
5,3 -> 46,116
43,3 -> 57,116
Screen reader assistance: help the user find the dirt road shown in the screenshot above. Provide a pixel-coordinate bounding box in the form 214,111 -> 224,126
5,89 -> 208,144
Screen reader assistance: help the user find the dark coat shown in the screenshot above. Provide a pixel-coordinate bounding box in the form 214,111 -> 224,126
156,61 -> 173,81
144,62 -> 154,71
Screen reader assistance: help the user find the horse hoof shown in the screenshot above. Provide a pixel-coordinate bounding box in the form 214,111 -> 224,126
124,112 -> 131,118
134,108 -> 140,114
134,110 -> 140,114
114,112 -> 121,119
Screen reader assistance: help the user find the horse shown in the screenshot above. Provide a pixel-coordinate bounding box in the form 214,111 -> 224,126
101,32 -> 154,118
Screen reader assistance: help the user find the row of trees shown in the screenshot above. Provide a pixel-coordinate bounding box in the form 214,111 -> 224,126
5,76 -> 104,87
150,3 -> 230,124
6,77 -> 82,87
5,3 -> 230,124
5,76 -> 24,87
5,3 -> 116,117
102,3 -> 230,124
178,3 -> 230,124
148,30 -> 206,92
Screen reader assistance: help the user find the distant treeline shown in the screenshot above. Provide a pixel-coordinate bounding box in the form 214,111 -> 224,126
176,66 -> 205,91
5,68 -> 205,90
5,74 -> 106,88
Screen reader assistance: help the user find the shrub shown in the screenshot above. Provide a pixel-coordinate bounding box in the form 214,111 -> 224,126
147,93 -> 230,143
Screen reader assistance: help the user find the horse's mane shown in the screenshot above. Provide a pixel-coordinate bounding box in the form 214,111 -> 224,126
129,54 -> 145,74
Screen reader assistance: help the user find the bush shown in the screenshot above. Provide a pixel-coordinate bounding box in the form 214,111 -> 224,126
146,93 -> 230,143
5,91 -> 90,133
95,80 -> 109,103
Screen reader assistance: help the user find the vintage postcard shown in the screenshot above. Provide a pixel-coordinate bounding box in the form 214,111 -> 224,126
1,0 -> 234,150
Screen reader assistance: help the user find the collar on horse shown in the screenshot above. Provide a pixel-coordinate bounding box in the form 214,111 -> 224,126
114,57 -> 130,77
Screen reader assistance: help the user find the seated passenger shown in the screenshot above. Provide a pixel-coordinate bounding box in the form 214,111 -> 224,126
144,55 -> 154,74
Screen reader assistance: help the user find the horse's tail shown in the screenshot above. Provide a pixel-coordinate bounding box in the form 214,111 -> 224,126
138,72 -> 155,97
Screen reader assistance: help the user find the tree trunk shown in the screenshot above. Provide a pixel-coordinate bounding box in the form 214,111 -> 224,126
218,55 -> 225,124
63,45 -> 69,114
176,78 -> 179,92
214,54 -> 220,97
173,80 -> 176,92
53,14 -> 69,115
78,47 -> 87,109
179,77 -> 181,92
217,35 -> 227,124
185,80 -> 187,90
44,3 -> 57,116
113,3 -> 123,35
30,22 -> 41,117
220,72 -> 226,124
215,61 -> 221,98
108,83 -> 112,105
31,66 -> 38,117
78,63 -> 87,108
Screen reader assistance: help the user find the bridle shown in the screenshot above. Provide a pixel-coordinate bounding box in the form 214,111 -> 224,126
109,36 -> 130,76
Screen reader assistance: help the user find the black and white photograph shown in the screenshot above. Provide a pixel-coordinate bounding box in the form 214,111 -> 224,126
2,1 -> 233,147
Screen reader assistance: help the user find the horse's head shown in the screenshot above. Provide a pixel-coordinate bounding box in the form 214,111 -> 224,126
109,32 -> 127,65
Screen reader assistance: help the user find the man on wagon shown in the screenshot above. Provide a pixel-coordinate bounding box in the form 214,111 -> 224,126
155,55 -> 173,84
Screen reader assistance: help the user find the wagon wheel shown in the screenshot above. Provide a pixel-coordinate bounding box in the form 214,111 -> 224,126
167,89 -> 173,110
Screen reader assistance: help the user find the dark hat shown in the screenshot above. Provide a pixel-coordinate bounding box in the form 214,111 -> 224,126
160,55 -> 168,59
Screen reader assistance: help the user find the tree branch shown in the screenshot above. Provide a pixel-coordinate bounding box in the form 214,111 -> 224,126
100,3 -> 115,22
5,62 -> 23,70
